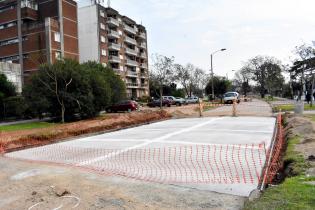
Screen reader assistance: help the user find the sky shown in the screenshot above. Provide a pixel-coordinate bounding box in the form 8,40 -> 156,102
78,0 -> 315,78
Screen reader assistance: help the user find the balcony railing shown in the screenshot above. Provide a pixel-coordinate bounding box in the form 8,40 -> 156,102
127,71 -> 138,77
123,24 -> 136,34
140,72 -> 148,78
141,83 -> 148,87
124,36 -> 137,45
139,42 -> 147,49
107,17 -> 119,26
139,52 -> 147,58
126,83 -> 139,88
140,63 -> 148,69
125,47 -> 137,56
109,55 -> 120,63
108,30 -> 120,38
108,42 -> 121,51
139,32 -> 146,39
126,59 -> 138,66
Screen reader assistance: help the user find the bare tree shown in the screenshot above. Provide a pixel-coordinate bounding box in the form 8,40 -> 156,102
175,64 -> 206,97
150,54 -> 175,108
37,61 -> 76,123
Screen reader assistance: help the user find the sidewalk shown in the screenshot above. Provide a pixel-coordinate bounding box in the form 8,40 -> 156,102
0,118 -> 50,126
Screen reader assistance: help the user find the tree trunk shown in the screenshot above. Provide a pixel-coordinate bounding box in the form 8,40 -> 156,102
159,87 -> 163,109
61,102 -> 65,123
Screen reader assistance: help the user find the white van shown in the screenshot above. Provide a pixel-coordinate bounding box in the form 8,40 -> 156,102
223,92 -> 240,104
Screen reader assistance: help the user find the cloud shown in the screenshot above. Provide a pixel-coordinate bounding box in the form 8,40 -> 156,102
77,0 -> 315,76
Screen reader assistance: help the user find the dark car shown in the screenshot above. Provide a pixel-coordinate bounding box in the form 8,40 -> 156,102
147,99 -> 171,107
106,100 -> 138,113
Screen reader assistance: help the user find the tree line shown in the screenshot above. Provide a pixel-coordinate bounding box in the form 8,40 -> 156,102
1,59 -> 126,123
233,43 -> 315,102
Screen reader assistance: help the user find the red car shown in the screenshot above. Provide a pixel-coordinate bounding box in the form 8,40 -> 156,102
106,100 -> 138,113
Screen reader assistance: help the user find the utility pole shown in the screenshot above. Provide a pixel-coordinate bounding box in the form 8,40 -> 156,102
211,54 -> 214,101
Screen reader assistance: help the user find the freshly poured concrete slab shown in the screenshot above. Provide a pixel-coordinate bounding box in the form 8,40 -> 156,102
6,116 -> 276,197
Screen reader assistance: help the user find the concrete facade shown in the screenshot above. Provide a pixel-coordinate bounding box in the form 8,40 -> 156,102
0,61 -> 22,93
78,4 -> 149,99
0,0 -> 79,84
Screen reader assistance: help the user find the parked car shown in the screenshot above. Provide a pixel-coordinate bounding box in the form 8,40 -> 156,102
106,100 -> 138,113
175,97 -> 187,105
162,96 -> 185,106
186,96 -> 199,104
147,99 -> 172,107
223,92 -> 240,104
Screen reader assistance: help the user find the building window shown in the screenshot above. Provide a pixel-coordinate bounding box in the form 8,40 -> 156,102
101,36 -> 106,43
21,0 -> 38,10
55,51 -> 61,60
54,32 -> 61,42
101,49 -> 106,56
100,10 -> 105,17
100,23 -> 105,30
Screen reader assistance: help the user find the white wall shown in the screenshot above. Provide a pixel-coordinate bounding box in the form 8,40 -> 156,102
78,5 -> 99,63
0,62 -> 22,93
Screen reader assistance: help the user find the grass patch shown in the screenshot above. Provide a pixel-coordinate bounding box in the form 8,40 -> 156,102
244,176 -> 315,210
244,135 -> 313,209
305,115 -> 315,122
283,136 -> 310,176
0,122 -> 54,132
273,104 -> 315,112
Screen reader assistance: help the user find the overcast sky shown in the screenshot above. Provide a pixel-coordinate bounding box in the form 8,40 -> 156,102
78,0 -> 315,78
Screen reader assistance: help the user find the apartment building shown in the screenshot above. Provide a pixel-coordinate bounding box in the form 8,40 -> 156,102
0,0 -> 79,84
78,4 -> 149,99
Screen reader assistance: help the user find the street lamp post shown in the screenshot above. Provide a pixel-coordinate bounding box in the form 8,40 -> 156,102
210,48 -> 226,101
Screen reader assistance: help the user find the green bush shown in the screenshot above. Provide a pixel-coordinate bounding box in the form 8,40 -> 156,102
23,60 -> 126,122
3,96 -> 28,119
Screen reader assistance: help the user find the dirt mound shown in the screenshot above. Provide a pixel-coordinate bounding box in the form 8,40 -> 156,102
285,115 -> 314,139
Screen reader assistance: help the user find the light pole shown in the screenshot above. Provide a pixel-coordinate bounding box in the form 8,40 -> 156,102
211,48 -> 226,100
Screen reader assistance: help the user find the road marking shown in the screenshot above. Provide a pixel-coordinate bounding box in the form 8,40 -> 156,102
77,117 -> 223,166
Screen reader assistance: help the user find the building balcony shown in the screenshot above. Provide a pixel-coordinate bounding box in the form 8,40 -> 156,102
107,17 -> 119,27
140,72 -> 148,78
126,59 -> 138,67
140,83 -> 148,88
21,7 -> 38,20
108,55 -> 120,63
139,42 -> 147,49
126,71 -> 138,77
140,63 -> 148,69
138,32 -> 146,39
108,42 -> 121,51
139,52 -> 147,59
123,24 -> 136,34
112,68 -> 123,76
108,30 -> 120,38
126,83 -> 139,88
125,47 -> 137,56
124,36 -> 137,45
